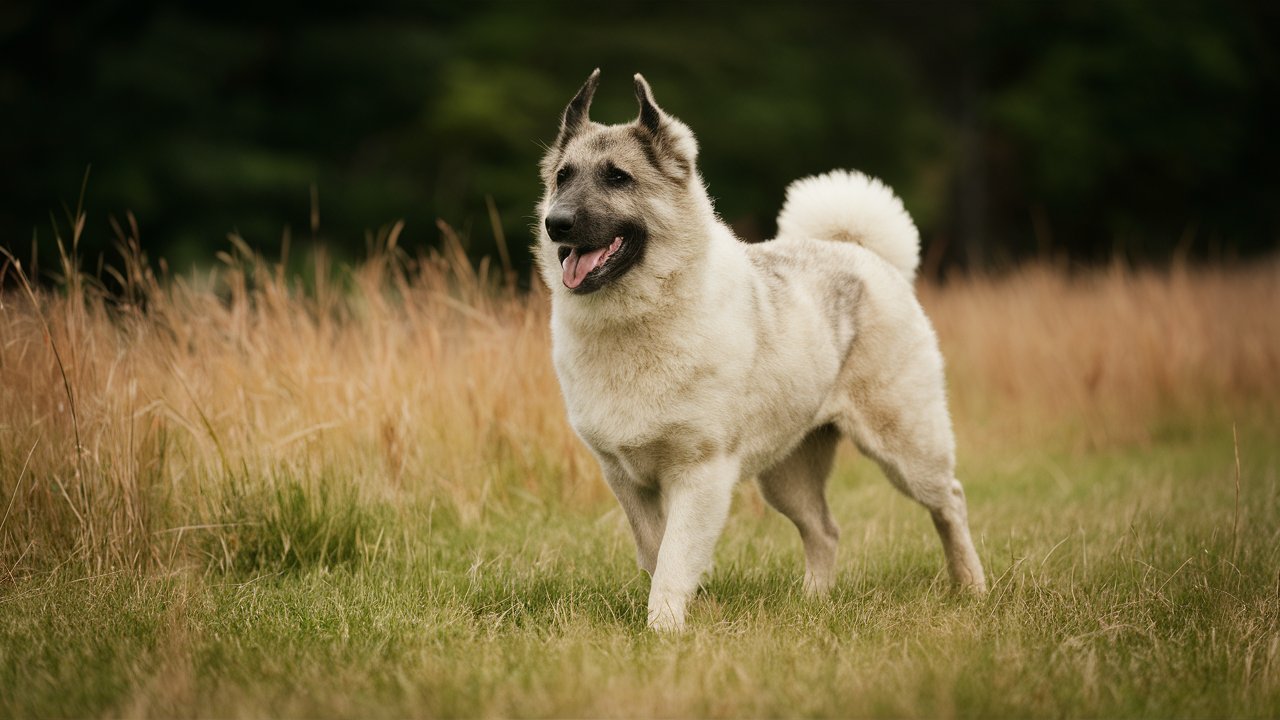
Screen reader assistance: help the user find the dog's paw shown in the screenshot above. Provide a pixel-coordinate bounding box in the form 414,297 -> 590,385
647,608 -> 684,633
953,566 -> 988,595
802,571 -> 835,597
647,594 -> 687,633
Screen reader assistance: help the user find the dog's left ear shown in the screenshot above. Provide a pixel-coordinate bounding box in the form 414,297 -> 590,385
634,74 -> 664,135
633,73 -> 699,169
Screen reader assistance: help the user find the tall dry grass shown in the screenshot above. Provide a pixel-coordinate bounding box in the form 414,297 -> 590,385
2,219 -> 1277,576
0,222 -> 594,575
922,260 -> 1280,450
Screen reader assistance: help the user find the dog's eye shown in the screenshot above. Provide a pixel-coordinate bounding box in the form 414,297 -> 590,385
604,166 -> 632,186
555,167 -> 573,186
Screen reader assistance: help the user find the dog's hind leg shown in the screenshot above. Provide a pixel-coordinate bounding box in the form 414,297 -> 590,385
856,431 -> 985,591
836,370 -> 986,592
757,424 -> 841,595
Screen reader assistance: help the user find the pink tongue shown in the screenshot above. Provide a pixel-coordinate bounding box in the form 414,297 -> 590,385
562,245 -> 611,289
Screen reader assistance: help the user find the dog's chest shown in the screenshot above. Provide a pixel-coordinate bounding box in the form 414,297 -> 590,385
553,328 -> 733,469
601,423 -> 718,487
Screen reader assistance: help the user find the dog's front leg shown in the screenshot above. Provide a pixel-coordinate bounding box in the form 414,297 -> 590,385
647,455 -> 739,632
599,456 -> 665,574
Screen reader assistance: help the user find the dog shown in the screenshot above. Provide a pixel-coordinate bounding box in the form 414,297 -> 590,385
535,69 -> 986,632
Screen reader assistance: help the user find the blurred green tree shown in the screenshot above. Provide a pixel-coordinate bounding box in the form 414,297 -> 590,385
1,0 -> 1276,276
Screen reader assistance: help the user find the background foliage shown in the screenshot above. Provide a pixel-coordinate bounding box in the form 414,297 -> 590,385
3,4 -> 1280,714
2,0 -> 1278,273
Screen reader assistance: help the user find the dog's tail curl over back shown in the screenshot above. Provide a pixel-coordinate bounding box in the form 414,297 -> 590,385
775,169 -> 920,282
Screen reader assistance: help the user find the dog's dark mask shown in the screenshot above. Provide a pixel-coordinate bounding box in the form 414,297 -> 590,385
543,69 -> 678,296
545,170 -> 648,294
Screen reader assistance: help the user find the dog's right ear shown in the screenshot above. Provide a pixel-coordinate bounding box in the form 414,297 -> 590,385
554,68 -> 600,148
634,73 -> 664,135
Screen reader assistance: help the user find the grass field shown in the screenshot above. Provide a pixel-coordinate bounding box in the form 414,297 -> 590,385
2,229 -> 1278,717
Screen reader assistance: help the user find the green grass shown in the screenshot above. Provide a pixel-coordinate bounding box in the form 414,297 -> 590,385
2,418 -> 1277,718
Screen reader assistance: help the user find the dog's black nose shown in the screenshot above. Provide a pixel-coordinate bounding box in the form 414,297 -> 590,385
545,211 -> 575,242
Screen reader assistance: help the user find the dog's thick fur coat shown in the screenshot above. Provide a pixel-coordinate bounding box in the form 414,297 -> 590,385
536,70 -> 986,631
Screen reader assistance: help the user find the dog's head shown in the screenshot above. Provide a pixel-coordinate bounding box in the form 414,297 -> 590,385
535,70 -> 705,299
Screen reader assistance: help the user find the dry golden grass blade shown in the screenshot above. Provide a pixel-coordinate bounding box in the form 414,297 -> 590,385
1,246 -> 1277,573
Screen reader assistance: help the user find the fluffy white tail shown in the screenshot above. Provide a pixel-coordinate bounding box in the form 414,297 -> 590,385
775,169 -> 921,282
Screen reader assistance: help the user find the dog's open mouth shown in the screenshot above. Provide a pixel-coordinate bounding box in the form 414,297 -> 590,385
560,236 -> 624,291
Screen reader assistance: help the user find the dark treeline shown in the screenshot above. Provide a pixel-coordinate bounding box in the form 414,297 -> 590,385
2,0 -> 1277,277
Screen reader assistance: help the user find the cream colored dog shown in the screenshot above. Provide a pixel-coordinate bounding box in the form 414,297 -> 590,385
536,70 -> 986,631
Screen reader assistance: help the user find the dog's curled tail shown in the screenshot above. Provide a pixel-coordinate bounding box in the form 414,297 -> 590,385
775,169 -> 920,282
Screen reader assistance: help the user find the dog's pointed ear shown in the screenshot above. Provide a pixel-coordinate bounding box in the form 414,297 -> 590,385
634,73 -> 663,133
632,72 -> 699,173
555,68 -> 600,147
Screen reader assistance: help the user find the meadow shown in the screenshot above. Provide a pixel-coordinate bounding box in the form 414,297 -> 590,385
1,222 -> 1278,717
